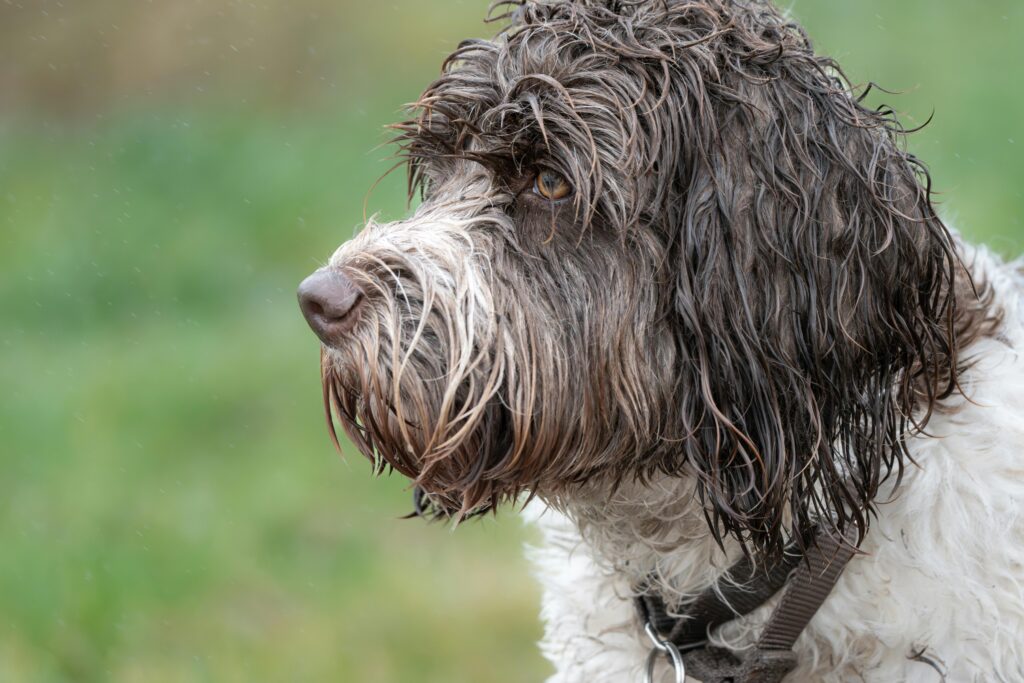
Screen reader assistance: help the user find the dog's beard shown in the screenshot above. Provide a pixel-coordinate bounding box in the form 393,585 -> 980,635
321,207 -> 529,518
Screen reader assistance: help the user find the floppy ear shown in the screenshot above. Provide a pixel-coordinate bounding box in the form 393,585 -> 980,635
666,26 -> 962,557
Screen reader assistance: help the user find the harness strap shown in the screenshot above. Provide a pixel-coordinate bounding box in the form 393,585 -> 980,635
756,527 -> 856,652
636,537 -> 804,651
636,526 -> 857,683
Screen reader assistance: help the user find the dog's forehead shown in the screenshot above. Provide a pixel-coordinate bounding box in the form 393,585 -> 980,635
424,15 -> 676,151
440,1 -> 729,127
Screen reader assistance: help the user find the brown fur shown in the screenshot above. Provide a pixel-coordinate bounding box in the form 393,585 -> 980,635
316,0 -> 998,559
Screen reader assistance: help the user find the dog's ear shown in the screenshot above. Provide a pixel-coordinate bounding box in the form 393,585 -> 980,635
664,22 -> 961,557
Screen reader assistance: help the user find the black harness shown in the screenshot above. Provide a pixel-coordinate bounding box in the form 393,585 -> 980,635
634,527 -> 857,683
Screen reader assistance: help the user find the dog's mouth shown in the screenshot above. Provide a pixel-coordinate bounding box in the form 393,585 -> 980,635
321,349 -> 519,518
405,486 -> 494,521
315,265 -> 527,518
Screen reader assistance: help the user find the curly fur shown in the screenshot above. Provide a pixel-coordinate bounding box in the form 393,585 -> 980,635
303,0 -> 1023,679
527,245 -> 1024,681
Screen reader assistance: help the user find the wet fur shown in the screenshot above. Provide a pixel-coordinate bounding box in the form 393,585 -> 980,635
312,0 -> 1023,679
527,245 -> 1024,681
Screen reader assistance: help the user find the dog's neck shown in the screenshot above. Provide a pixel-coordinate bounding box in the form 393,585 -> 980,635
550,472 -> 740,603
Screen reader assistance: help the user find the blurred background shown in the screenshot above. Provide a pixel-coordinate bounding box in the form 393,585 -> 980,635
0,1 -> 1020,681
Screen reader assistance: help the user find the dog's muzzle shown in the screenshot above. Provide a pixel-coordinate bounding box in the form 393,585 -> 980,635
297,268 -> 364,347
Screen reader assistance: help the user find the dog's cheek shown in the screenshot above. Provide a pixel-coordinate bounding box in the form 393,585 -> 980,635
493,235 -> 671,475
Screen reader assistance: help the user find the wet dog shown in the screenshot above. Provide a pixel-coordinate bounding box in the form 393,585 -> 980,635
299,2 -> 1024,679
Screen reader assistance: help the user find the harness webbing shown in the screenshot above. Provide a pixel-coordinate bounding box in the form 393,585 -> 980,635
635,526 -> 857,683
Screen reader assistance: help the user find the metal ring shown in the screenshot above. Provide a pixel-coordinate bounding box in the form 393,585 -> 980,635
642,623 -> 686,683
644,623 -> 668,652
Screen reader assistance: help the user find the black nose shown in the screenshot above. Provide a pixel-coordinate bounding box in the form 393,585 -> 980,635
297,269 -> 364,347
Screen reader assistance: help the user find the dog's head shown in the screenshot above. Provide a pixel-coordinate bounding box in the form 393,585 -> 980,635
299,0 -> 968,557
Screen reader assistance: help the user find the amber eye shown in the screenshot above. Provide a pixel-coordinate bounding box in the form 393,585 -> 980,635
533,169 -> 573,201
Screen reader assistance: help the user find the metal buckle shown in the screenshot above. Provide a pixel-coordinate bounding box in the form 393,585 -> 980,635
642,622 -> 686,683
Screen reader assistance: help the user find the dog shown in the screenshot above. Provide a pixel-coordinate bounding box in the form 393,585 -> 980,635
297,1 -> 1024,680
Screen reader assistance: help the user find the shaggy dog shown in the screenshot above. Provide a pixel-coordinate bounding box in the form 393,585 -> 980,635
298,1 -> 1024,680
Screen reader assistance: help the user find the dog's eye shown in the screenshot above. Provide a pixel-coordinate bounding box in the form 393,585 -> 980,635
533,170 -> 573,201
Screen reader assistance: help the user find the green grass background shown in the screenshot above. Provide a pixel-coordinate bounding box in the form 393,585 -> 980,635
0,2 -> 1021,681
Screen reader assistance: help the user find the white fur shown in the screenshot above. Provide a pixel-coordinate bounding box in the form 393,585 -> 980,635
526,244 -> 1024,682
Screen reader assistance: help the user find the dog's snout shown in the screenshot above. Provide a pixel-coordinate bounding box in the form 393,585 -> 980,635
297,269 -> 364,347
